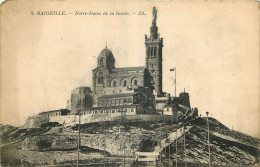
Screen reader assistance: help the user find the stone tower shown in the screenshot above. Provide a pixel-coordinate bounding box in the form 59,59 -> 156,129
71,87 -> 93,114
145,7 -> 163,96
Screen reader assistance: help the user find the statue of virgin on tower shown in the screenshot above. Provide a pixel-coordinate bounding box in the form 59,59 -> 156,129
152,7 -> 157,25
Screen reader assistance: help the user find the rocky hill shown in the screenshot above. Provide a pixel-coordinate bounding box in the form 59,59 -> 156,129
0,117 -> 259,167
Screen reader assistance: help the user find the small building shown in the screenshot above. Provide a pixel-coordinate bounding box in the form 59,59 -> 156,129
118,125 -> 125,134
39,109 -> 71,123
135,152 -> 159,166
163,104 -> 178,122
97,93 -> 139,107
155,93 -> 171,110
81,104 -> 144,116
23,109 -> 71,128
39,109 -> 71,118
112,125 -> 125,134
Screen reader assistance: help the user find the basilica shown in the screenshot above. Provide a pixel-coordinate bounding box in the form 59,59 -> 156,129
67,7 -> 165,114
93,10 -> 163,94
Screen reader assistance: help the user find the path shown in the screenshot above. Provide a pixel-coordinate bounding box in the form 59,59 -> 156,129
0,127 -> 51,148
212,131 -> 259,149
200,118 -> 259,149
135,125 -> 193,166
154,126 -> 192,153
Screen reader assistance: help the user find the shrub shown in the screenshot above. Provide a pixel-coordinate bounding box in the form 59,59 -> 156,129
36,139 -> 52,150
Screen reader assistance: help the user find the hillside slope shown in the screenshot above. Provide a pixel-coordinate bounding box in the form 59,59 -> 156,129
0,118 -> 259,166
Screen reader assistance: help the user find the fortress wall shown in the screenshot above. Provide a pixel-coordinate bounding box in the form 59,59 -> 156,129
24,113 -> 174,128
22,116 -> 49,128
77,114 -> 173,124
122,115 -> 173,122
50,115 -> 76,124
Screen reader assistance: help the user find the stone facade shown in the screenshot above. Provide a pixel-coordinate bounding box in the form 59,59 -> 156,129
91,7 -> 163,105
92,50 -> 154,104
97,93 -> 140,107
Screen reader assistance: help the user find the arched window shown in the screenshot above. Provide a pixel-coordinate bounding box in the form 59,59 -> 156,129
100,57 -> 104,66
123,80 -> 127,87
132,78 -> 139,86
148,47 -> 151,57
151,47 -> 154,57
134,80 -> 138,86
99,76 -> 103,84
113,81 -> 116,87
97,72 -> 103,84
154,47 -> 157,57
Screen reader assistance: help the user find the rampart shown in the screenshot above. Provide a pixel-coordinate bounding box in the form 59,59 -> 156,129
22,116 -> 49,129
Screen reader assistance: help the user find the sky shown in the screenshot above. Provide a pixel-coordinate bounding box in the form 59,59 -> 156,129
0,1 -> 259,138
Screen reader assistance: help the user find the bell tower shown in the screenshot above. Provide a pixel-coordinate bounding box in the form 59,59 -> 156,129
145,7 -> 163,96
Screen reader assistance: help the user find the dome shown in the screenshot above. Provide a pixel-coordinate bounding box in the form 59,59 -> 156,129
97,47 -> 115,69
99,48 -> 114,58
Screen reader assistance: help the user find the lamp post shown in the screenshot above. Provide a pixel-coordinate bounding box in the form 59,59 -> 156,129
183,123 -> 187,167
175,128 -> 178,167
169,141 -> 171,167
118,107 -> 127,167
206,112 -> 211,167
170,67 -> 176,97
77,96 -> 83,167
103,118 -> 106,167
164,130 -> 167,167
